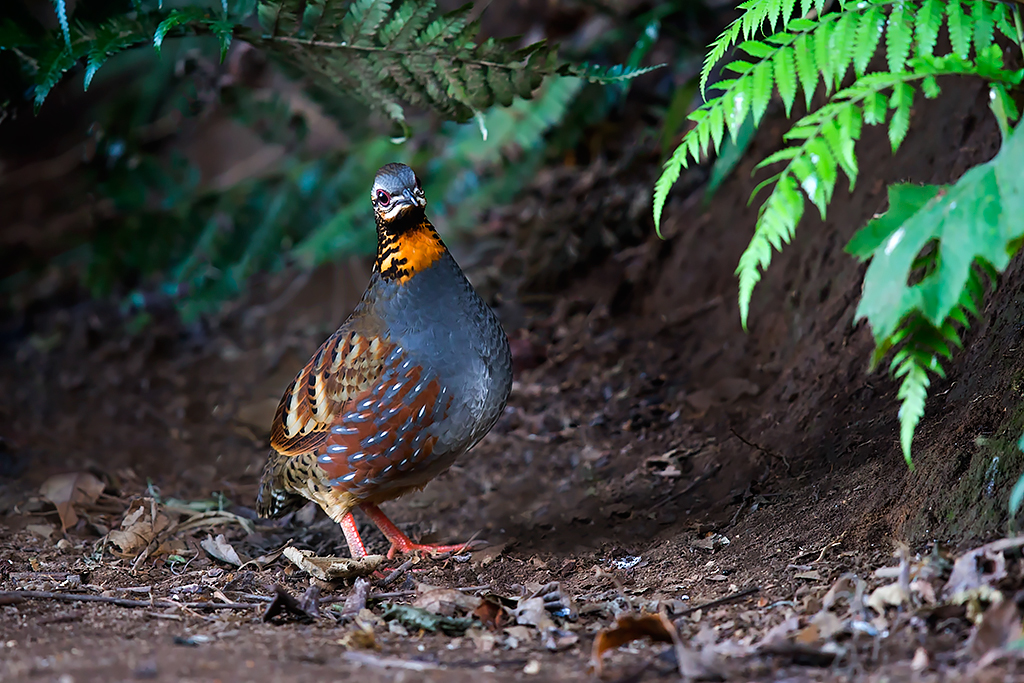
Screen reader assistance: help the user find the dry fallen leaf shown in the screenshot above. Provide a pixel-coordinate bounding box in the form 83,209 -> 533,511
503,625 -> 534,648
471,542 -> 507,566
944,538 -> 1024,599
39,472 -> 105,531
591,613 -> 678,674
466,627 -> 498,652
911,646 -> 930,672
338,620 -> 379,650
473,596 -> 509,631
796,610 -> 843,644
867,582 -> 910,615
26,523 -> 56,539
516,596 -> 555,630
201,534 -> 243,566
283,547 -> 384,580
413,584 -> 483,616
108,498 -> 171,556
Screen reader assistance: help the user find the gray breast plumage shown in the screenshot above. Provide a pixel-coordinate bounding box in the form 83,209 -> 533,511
364,252 -> 512,464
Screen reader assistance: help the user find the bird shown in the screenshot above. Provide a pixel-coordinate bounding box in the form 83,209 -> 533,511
256,162 -> 513,559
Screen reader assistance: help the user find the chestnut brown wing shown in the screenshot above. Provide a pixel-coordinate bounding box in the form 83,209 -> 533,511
269,327 -> 391,458
314,346 -> 454,503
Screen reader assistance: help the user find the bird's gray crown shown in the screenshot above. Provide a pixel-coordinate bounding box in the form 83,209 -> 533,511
373,163 -> 418,196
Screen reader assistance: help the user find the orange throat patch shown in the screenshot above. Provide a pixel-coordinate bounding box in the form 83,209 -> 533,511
376,217 -> 446,283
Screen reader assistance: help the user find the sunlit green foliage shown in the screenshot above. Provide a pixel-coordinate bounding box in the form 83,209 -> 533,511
653,0 -> 1024,463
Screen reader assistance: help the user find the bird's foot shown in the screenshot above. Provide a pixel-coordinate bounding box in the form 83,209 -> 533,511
359,502 -> 486,560
385,538 -> 487,560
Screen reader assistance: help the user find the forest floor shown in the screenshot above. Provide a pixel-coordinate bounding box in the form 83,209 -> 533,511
6,39 -> 1024,683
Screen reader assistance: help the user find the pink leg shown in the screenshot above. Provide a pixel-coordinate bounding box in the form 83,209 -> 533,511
359,503 -> 482,559
340,511 -> 369,559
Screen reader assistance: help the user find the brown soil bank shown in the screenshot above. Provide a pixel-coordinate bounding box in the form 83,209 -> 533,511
644,73 -> 1024,551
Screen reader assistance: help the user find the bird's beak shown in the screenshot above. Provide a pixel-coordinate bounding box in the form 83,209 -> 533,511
402,188 -> 426,208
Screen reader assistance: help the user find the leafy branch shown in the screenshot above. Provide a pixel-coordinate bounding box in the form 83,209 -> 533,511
1,0 -> 660,124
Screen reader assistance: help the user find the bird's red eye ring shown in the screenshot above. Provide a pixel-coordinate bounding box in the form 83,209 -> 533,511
376,189 -> 391,206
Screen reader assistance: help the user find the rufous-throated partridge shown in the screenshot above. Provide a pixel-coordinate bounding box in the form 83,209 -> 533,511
257,163 -> 513,558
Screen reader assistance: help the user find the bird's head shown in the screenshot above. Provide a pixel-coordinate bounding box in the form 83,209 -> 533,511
371,162 -> 426,225
370,163 -> 445,282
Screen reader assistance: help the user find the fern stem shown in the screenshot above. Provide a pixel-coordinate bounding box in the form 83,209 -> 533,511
1013,5 -> 1024,51
259,34 -> 529,70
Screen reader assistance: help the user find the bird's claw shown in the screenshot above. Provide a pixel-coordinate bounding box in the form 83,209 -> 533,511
386,538 -> 488,559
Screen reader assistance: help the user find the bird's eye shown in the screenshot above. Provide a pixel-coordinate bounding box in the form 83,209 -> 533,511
376,189 -> 391,206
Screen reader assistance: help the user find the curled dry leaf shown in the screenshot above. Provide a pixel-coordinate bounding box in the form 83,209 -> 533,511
338,621 -> 379,650
39,472 -> 106,531
473,596 -> 509,631
944,537 -> 1024,599
516,596 -> 555,630
283,547 -> 384,580
757,616 -> 801,648
108,498 -> 171,556
590,612 -> 679,674
822,573 -> 866,613
200,534 -> 243,566
337,577 -> 371,621
263,584 -> 316,623
413,583 -> 483,616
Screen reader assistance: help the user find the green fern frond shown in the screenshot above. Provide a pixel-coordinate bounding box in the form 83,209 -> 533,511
853,6 -> 885,76
6,0 -> 658,122
972,0 -> 995,53
563,61 -> 664,84
655,0 -> 1024,321
52,0 -> 71,50
887,81 -> 914,150
701,18 -> 743,96
894,344 -> 931,467
885,1 -> 915,73
947,0 -> 973,58
380,0 -> 434,48
342,0 -> 392,45
656,0 -> 1024,467
915,0 -> 943,57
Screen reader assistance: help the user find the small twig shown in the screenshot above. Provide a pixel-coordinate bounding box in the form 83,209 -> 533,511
145,612 -> 183,621
380,559 -> 416,587
0,591 -> 261,611
431,531 -> 484,560
651,464 -> 722,510
730,429 -> 792,475
673,586 -> 760,618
